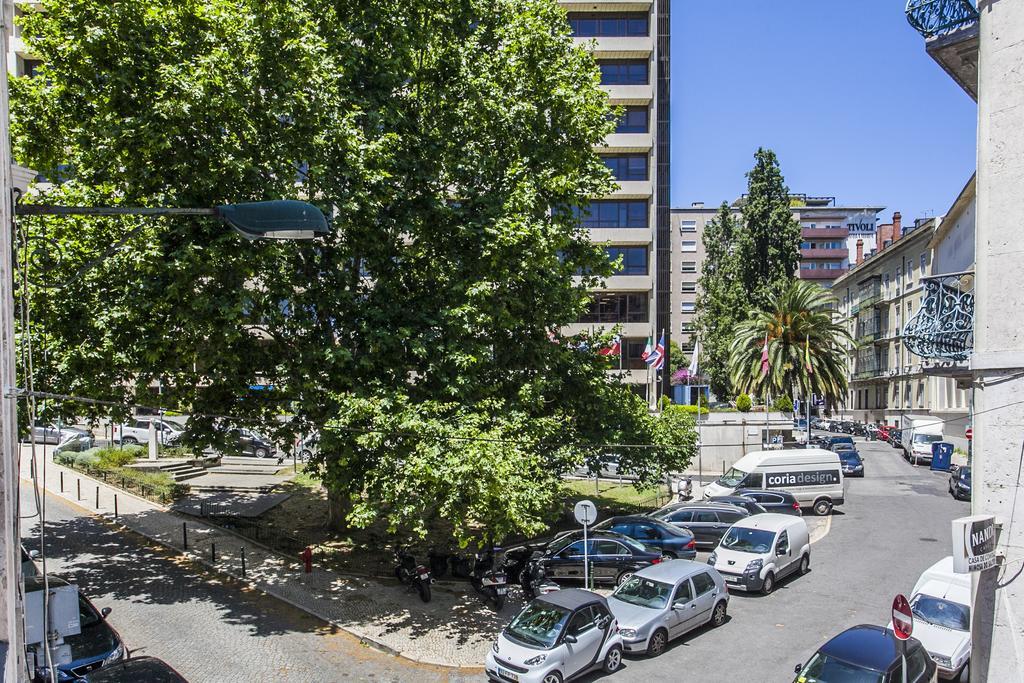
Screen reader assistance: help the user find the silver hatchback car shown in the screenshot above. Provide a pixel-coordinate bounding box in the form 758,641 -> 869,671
607,559 -> 729,657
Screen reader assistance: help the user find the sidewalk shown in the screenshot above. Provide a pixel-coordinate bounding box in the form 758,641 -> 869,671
19,446 -> 496,669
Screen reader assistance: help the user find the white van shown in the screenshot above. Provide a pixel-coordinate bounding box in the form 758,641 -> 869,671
888,556 -> 971,681
703,449 -> 845,516
903,416 -> 945,466
708,513 -> 810,595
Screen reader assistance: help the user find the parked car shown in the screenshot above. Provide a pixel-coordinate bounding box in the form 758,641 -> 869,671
649,502 -> 750,550
877,424 -> 892,442
708,513 -> 810,595
734,488 -> 802,516
116,417 -> 183,446
889,556 -> 970,681
890,429 -> 904,449
538,530 -> 664,586
902,416 -> 945,465
27,423 -> 91,446
83,657 -> 188,682
25,576 -> 126,682
707,495 -> 768,516
822,435 -> 855,452
608,560 -> 728,657
55,432 -> 95,454
592,516 -> 697,560
838,449 -> 865,477
949,466 -> 971,501
573,453 -> 626,479
21,545 -> 39,578
830,442 -> 857,454
227,427 -> 275,458
485,589 -> 623,683
850,422 -> 869,437
794,624 -> 938,683
807,434 -> 829,448
817,419 -> 832,431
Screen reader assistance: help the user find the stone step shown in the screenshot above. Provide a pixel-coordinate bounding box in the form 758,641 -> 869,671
170,467 -> 206,482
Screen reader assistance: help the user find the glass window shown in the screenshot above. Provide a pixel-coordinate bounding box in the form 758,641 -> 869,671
612,576 -> 673,609
668,509 -> 693,523
568,13 -> 649,37
681,261 -> 697,273
567,608 -> 597,637
799,653 -> 883,683
717,510 -> 745,524
579,293 -> 649,324
680,322 -> 695,333
601,154 -> 648,181
920,253 -> 927,273
560,541 -> 586,557
614,106 -> 648,134
680,302 -> 696,313
574,200 -> 648,228
621,338 -> 648,370
680,220 -> 697,233
680,282 -> 697,293
740,472 -> 763,488
673,580 -> 693,604
907,647 -> 929,681
681,240 -> 697,252
691,573 -> 716,596
505,601 -> 571,649
606,246 -> 648,275
593,539 -> 626,555
599,60 -> 649,85
694,511 -> 718,523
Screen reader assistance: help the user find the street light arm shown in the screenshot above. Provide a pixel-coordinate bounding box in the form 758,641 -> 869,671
13,205 -> 218,217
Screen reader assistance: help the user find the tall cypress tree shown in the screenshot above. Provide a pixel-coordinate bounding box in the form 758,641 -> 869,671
695,202 -> 743,399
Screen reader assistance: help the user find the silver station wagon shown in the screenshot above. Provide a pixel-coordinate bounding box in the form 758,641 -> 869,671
606,559 -> 729,657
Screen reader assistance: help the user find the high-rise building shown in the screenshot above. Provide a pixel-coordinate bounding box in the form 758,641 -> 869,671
560,0 -> 670,403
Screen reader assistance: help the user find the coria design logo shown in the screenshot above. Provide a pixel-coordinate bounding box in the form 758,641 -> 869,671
765,470 -> 841,487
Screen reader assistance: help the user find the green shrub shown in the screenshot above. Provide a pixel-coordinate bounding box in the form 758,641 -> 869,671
158,445 -> 196,460
73,451 -> 100,467
97,447 -> 137,468
772,395 -> 794,412
667,404 -> 708,416
736,394 -> 753,412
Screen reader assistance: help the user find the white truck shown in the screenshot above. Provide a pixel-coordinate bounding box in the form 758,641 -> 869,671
902,416 -> 945,466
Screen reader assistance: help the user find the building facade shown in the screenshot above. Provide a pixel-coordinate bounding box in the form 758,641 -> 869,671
561,0 -> 670,403
668,203 -> 708,356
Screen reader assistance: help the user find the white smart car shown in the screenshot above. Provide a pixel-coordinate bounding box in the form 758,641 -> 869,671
486,589 -> 623,683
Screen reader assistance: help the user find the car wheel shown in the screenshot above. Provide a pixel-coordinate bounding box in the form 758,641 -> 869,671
646,629 -> 668,657
616,570 -> 634,587
662,551 -> 677,560
122,437 -> 138,445
542,672 -> 563,683
603,645 -> 623,673
799,554 -> 810,575
254,447 -> 269,459
958,661 -> 970,683
300,449 -> 313,460
813,498 -> 832,516
761,571 -> 776,595
711,601 -> 727,627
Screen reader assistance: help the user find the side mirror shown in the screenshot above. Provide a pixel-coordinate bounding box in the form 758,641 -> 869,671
794,664 -> 803,674
28,550 -> 39,560
564,634 -> 578,644
672,601 -> 686,611
596,616 -> 610,630
100,607 -> 112,618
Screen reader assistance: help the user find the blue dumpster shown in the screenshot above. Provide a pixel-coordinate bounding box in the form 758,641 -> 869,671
930,442 -> 954,471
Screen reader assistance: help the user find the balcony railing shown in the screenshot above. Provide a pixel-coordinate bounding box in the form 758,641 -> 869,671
852,364 -> 889,380
905,0 -> 978,39
902,271 -> 974,362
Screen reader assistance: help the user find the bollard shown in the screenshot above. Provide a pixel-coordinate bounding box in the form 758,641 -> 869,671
76,479 -> 81,501
114,495 -> 118,518
95,486 -> 100,509
59,471 -> 64,493
211,543 -> 216,563
301,546 -> 313,574
182,522 -> 188,550
241,547 -> 246,577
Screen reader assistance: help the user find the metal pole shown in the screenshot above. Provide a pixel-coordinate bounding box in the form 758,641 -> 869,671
583,521 -> 589,590
59,471 -> 63,492
241,547 -> 246,577
95,486 -> 99,509
182,522 -> 188,550
211,543 -> 216,563
114,495 -> 118,518
697,383 -> 703,485
76,479 -> 80,501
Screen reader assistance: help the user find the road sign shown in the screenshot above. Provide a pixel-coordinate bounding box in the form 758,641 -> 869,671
966,427 -> 973,441
574,500 -> 597,526
892,594 -> 913,640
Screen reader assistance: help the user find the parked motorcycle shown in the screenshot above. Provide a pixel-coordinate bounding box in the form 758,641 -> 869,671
520,551 -> 561,600
394,548 -> 432,603
470,548 -> 509,610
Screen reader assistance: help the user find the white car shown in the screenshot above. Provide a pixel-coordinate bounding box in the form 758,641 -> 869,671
117,417 -> 184,446
708,513 -> 810,594
888,556 -> 971,681
486,589 -> 623,683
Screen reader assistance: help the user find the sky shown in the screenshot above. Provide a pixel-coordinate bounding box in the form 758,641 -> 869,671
671,1 -> 978,224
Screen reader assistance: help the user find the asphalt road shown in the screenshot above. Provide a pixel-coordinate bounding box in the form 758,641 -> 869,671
565,434 -> 970,683
19,481 -> 474,683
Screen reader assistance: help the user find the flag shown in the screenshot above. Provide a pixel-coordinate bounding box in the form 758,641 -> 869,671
642,337 -> 653,362
651,333 -> 666,371
805,334 -> 813,374
760,333 -> 770,376
687,337 -> 700,376
598,335 -> 621,356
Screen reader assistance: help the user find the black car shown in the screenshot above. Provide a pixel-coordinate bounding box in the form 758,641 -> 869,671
707,495 -> 768,517
648,502 -> 750,549
226,427 -> 275,458
83,657 -> 188,682
592,515 -> 698,560
794,624 -> 937,683
838,449 -> 864,477
949,465 -> 971,500
850,422 -> 869,437
539,530 -> 663,586
823,435 -> 855,451
733,489 -> 803,516
807,434 -> 829,448
889,429 -> 904,449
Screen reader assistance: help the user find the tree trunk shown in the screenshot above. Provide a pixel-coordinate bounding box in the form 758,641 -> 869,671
326,486 -> 353,532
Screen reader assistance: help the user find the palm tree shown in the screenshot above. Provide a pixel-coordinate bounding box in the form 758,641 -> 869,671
728,280 -> 854,407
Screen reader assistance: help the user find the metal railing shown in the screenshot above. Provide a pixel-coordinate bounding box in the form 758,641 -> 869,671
902,271 -> 974,362
905,0 -> 978,38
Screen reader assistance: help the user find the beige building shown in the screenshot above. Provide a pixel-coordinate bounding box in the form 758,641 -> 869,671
560,0 -> 670,403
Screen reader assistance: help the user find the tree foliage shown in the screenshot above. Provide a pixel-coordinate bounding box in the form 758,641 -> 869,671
10,0 -> 694,542
695,202 -> 743,399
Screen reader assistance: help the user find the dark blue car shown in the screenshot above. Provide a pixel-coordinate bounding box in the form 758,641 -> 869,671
593,515 -> 698,560
949,465 -> 971,500
838,449 -> 864,477
794,624 -> 936,683
539,530 -> 663,586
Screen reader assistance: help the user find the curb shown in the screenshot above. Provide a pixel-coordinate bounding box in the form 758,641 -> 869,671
24,474 -> 487,673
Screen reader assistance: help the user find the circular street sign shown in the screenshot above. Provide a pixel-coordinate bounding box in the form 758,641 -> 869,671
574,500 -> 598,526
966,427 -> 973,441
892,594 -> 913,641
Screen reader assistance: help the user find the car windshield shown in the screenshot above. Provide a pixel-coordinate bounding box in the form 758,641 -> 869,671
504,601 -> 571,649
913,433 -> 942,444
799,652 -> 884,683
721,527 -> 775,554
839,452 -> 861,464
611,576 -> 672,610
911,594 -> 970,631
961,468 -> 972,483
717,467 -> 748,489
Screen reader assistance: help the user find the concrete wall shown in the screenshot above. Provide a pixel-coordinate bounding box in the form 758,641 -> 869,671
689,412 -> 795,478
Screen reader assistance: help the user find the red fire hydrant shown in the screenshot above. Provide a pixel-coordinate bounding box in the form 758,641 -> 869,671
301,546 -> 313,574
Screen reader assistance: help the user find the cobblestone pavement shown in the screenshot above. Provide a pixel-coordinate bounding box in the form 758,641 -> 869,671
20,480 -> 477,682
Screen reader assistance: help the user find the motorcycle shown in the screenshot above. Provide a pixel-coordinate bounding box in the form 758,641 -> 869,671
394,548 -> 432,603
470,548 -> 509,610
519,551 -> 561,600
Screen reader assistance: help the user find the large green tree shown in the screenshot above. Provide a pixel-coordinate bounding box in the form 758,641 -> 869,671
11,0 -> 691,541
736,148 -> 802,309
695,202 -> 743,398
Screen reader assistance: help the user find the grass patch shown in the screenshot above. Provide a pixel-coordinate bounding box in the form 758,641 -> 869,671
55,446 -> 187,503
562,479 -> 671,515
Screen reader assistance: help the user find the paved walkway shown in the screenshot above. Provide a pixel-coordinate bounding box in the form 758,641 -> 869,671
19,446 -> 498,670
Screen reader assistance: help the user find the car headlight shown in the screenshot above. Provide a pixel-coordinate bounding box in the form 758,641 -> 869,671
618,628 -> 637,639
933,655 -> 952,668
491,641 -> 499,654
707,551 -> 717,566
103,642 -> 125,666
744,559 -> 763,575
524,654 -> 547,666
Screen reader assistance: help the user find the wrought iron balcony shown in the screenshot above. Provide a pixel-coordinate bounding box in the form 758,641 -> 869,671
902,271 -> 974,362
905,0 -> 978,38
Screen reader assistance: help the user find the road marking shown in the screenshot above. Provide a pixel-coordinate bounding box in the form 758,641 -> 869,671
809,514 -> 832,545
